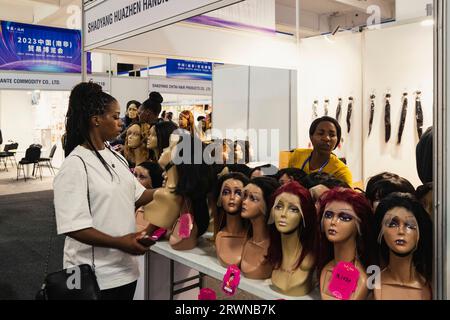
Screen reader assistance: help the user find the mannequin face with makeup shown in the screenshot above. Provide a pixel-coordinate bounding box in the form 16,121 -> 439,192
322,201 -> 359,243
179,113 -> 190,130
127,104 -> 138,119
127,124 -> 142,149
147,125 -> 157,150
381,207 -> 419,255
220,179 -> 244,215
272,192 -> 303,234
279,173 -> 292,186
134,166 -> 152,189
241,184 -> 265,219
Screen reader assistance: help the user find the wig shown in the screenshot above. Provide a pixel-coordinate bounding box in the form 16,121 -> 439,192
123,123 -> 149,167
179,110 -> 195,135
234,140 -> 250,164
309,116 -> 342,150
365,172 -> 415,206
123,100 -> 141,128
137,161 -> 164,188
153,121 -> 178,156
267,181 -> 318,270
173,133 -> 214,237
317,188 -> 377,276
214,172 -> 250,236
245,176 -> 281,234
416,127 -> 432,184
300,172 -> 350,190
374,193 -> 432,283
275,168 -> 307,184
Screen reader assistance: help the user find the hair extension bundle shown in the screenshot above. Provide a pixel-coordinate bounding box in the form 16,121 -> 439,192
336,98 -> 343,122
324,99 -> 330,116
385,94 -> 391,143
312,100 -> 319,120
368,94 -> 375,137
397,93 -> 408,144
415,91 -> 424,139
346,97 -> 353,134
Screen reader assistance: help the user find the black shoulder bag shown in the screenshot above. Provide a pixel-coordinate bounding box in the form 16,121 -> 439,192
36,155 -> 101,300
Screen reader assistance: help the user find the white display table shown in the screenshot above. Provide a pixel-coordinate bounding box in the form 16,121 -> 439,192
150,236 -> 320,300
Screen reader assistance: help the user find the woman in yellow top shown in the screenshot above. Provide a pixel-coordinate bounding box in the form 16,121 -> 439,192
289,116 -> 353,186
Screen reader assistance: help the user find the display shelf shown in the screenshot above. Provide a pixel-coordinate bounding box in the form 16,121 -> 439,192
150,236 -> 320,300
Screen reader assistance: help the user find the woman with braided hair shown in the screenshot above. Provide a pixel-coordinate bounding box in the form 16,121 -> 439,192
54,82 -> 155,300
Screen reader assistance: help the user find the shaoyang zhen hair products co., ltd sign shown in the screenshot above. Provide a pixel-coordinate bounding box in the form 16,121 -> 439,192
84,0 -> 243,50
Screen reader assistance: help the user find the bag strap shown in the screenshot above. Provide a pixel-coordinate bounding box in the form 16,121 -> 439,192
72,155 -> 95,271
42,154 -> 95,282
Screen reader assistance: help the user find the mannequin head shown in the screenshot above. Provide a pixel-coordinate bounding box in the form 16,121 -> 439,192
197,116 -> 206,132
214,172 -> 250,234
126,124 -> 143,149
309,116 -> 341,154
147,121 -> 178,157
242,177 -> 280,222
301,172 -> 350,204
250,164 -> 278,179
179,110 -> 195,134
139,91 -> 163,124
375,193 -> 432,282
365,172 -> 415,211
416,126 -> 432,184
267,181 -> 318,269
134,161 -> 164,189
234,140 -> 250,164
317,188 -> 376,274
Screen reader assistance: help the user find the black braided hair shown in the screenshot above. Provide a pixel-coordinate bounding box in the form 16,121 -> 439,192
65,82 -> 119,179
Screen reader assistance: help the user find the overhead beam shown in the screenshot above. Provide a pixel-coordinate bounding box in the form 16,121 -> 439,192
334,0 -> 394,19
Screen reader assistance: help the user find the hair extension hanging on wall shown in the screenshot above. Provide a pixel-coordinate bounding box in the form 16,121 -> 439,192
415,91 -> 424,139
312,100 -> 319,120
368,94 -> 375,137
397,93 -> 408,144
346,97 -> 353,133
336,98 -> 343,122
324,99 -> 330,116
385,93 -> 391,143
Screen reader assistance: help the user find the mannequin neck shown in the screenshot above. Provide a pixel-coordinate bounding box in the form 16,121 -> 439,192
281,230 -> 301,270
387,252 -> 416,284
223,210 -> 244,234
310,150 -> 330,170
333,237 -> 357,264
249,214 -> 269,243
165,163 -> 178,189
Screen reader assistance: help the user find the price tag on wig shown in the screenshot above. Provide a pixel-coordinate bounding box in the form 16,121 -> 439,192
328,261 -> 360,300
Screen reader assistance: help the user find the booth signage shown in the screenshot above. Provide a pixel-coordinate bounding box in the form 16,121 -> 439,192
0,21 -> 84,73
166,59 -> 212,81
148,77 -> 212,96
84,0 -> 243,50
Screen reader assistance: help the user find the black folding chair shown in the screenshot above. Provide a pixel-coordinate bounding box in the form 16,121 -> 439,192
17,146 -> 42,181
38,144 -> 57,175
0,142 -> 19,171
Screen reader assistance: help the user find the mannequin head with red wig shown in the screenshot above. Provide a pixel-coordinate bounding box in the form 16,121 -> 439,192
267,181 -> 318,270
317,187 -> 377,275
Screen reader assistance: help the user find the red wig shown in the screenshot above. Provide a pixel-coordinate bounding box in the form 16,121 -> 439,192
317,188 -> 377,276
267,181 -> 318,270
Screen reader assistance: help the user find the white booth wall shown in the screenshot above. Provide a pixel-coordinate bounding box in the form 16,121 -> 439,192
213,65 -> 297,165
297,21 -> 433,187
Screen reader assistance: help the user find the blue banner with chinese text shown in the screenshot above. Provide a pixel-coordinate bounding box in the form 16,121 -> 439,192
0,21 -> 85,73
166,59 -> 212,81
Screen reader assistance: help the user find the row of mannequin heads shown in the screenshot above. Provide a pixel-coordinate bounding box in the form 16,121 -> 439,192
136,126 -> 432,300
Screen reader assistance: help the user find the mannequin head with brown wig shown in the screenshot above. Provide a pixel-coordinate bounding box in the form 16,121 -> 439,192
123,123 -> 149,166
178,110 -> 195,135
267,181 -> 318,296
317,187 -> 376,300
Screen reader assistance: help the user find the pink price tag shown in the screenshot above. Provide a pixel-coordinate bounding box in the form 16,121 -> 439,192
328,261 -> 360,300
198,288 -> 217,300
178,213 -> 194,239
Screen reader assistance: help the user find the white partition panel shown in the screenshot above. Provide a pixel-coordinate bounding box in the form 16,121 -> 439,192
110,77 -> 149,115
248,67 -> 291,165
212,65 -> 250,139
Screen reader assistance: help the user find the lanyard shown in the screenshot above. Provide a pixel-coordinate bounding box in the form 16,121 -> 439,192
301,155 -> 329,173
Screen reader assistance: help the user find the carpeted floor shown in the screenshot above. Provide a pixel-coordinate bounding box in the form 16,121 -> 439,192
0,190 -> 65,300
